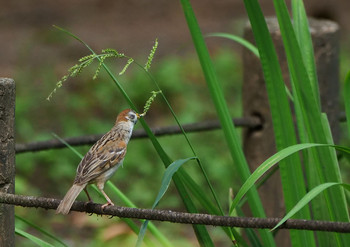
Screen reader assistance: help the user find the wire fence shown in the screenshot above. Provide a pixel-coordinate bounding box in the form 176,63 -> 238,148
1,192 -> 349,233
14,112 -> 347,154
15,116 -> 262,153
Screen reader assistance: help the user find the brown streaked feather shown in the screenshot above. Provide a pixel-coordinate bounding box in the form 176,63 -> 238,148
74,136 -> 127,185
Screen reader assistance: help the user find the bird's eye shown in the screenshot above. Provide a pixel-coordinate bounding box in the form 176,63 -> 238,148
129,114 -> 135,119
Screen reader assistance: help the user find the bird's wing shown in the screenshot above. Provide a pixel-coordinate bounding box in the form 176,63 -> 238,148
74,139 -> 127,184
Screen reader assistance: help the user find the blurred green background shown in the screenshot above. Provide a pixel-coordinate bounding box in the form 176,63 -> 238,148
2,0 -> 350,246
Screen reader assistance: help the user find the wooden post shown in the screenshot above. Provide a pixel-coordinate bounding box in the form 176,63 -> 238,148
0,78 -> 15,246
242,18 -> 339,245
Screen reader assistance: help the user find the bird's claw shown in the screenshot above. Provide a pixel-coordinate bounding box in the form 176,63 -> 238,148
101,202 -> 114,210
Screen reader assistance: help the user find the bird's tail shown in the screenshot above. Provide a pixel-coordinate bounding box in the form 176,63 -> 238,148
56,184 -> 85,215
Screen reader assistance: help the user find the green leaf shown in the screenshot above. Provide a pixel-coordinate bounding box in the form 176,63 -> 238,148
344,71 -> 350,137
206,33 -> 259,57
152,157 -> 197,208
131,60 -> 229,242
291,0 -> 320,107
136,157 -> 197,247
272,183 -> 350,231
229,143 -> 328,214
271,0 -> 350,245
15,228 -> 55,247
15,215 -> 67,247
208,31 -> 294,102
240,0 -> 315,245
52,133 -> 83,159
230,141 -> 350,241
178,171 -> 234,238
134,62 -> 227,243
106,182 -> 173,247
229,143 -> 350,214
179,0 -> 274,245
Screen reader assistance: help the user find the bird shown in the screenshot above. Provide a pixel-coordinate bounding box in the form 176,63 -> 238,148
56,109 -> 140,215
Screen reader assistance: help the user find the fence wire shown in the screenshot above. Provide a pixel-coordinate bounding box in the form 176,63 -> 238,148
15,112 -> 347,154
15,116 -> 262,154
1,192 -> 349,233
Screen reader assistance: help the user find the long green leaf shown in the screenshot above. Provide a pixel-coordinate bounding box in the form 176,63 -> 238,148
344,71 -> 350,136
291,0 -> 320,107
206,33 -> 259,57
133,60 -> 227,234
230,142 -> 350,212
241,0 -> 315,246
16,228 -> 55,247
15,215 -> 67,247
230,143 -> 328,213
179,0 -> 274,245
272,183 -> 350,231
136,157 -> 197,247
209,31 -> 295,101
271,1 -> 350,245
290,2 -> 336,245
106,182 -> 173,247
153,158 -> 197,208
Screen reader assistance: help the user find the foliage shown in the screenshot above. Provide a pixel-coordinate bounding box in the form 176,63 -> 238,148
12,0 -> 350,246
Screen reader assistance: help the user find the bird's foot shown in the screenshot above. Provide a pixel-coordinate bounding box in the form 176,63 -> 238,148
101,202 -> 114,210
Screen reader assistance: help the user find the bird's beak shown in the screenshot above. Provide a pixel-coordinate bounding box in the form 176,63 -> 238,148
136,112 -> 146,119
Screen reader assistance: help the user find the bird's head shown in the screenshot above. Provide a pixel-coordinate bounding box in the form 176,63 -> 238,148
116,109 -> 140,125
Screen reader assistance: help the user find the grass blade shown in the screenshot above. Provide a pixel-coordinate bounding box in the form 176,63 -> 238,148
16,228 -> 55,247
271,0 -> 350,245
344,71 -> 350,136
229,143 -> 329,213
241,0 -> 315,245
15,215 -> 67,247
132,61 -> 227,229
272,183 -> 350,231
230,142 -> 350,213
178,171 -> 238,241
151,157 -> 197,208
106,182 -> 173,247
206,33 -> 259,57
291,0 -> 320,107
179,0 -> 275,245
136,157 -> 197,246
290,1 -> 343,245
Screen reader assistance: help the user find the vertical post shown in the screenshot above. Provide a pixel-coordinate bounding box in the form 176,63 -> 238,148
242,18 -> 339,245
0,78 -> 15,246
